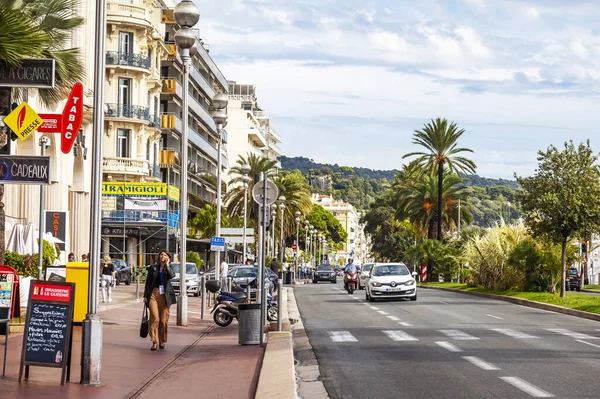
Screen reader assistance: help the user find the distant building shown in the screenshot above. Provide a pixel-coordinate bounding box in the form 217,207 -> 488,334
311,194 -> 370,264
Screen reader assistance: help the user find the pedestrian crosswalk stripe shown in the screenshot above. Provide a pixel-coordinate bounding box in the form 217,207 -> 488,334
462,356 -> 500,371
436,341 -> 462,352
546,328 -> 599,340
382,330 -> 418,341
500,377 -> 554,397
377,310 -> 389,315
439,330 -> 479,340
491,329 -> 538,339
328,331 -> 357,342
387,316 -> 400,321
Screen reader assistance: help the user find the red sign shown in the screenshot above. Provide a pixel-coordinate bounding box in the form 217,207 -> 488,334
60,82 -> 83,154
292,244 -> 297,250
31,282 -> 72,303
38,113 -> 62,133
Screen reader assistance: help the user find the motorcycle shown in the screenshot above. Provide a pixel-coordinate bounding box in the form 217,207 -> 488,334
344,271 -> 358,294
210,287 -> 278,327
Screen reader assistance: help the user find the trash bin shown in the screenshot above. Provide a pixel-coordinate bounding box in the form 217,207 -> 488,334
238,303 -> 261,345
66,262 -> 89,323
284,271 -> 292,285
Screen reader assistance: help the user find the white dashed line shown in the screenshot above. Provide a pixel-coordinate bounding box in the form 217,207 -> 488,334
486,314 -> 503,320
462,356 -> 500,371
382,330 -> 418,341
499,377 -> 554,397
377,310 -> 389,315
398,322 -> 413,327
435,341 -> 462,352
369,306 -> 380,310
387,315 -> 400,321
546,328 -> 599,340
328,331 -> 357,342
491,328 -> 538,339
576,339 -> 600,349
439,329 -> 479,340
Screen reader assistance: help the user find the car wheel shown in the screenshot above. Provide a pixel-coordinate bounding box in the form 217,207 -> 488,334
410,293 -> 417,301
124,272 -> 131,285
313,280 -> 317,284
576,287 -> 581,292
115,275 -> 121,286
331,279 -> 336,284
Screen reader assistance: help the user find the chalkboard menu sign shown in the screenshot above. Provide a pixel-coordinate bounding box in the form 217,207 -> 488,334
19,280 -> 75,385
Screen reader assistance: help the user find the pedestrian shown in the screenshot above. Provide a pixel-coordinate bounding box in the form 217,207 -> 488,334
220,258 -> 229,290
82,253 -> 88,262
245,258 -> 253,266
143,250 -> 176,351
270,258 -> 280,275
100,255 -> 115,303
300,264 -> 305,279
68,253 -> 76,262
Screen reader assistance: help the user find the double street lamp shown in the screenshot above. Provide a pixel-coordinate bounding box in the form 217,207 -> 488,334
278,196 -> 286,263
212,91 -> 228,283
240,164 -> 251,262
295,211 -> 301,278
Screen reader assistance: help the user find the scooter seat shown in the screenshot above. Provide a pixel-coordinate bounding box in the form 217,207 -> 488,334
220,291 -> 247,300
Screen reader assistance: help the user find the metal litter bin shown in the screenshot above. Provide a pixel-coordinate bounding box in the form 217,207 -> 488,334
238,303 -> 261,345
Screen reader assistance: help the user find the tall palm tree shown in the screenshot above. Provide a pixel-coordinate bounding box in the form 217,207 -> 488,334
225,153 -> 279,221
403,118 -> 476,241
273,170 -> 312,239
0,0 -> 85,108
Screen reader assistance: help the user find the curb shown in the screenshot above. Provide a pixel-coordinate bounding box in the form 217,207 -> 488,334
420,285 -> 600,322
255,331 -> 296,399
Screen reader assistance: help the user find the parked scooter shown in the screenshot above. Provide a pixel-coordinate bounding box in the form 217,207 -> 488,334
344,271 -> 358,294
206,280 -> 278,327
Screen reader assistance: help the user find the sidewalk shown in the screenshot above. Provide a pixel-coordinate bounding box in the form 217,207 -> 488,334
0,285 -> 264,399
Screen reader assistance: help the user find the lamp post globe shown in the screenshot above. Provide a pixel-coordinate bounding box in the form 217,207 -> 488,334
174,28 -> 196,50
241,163 -> 251,175
212,109 -> 227,125
174,0 -> 200,27
213,92 -> 229,110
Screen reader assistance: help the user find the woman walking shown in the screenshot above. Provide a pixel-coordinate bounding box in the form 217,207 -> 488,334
100,256 -> 115,303
143,250 -> 176,351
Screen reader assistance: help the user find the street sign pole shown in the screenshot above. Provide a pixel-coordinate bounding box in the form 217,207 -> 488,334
37,136 -> 49,279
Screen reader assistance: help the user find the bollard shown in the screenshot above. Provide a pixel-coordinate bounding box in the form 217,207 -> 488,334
201,275 -> 206,320
277,280 -> 283,331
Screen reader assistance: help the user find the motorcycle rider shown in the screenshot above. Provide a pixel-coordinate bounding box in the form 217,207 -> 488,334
344,257 -> 357,275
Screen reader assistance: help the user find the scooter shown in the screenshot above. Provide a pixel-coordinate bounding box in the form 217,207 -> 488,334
211,290 -> 278,327
344,271 -> 358,294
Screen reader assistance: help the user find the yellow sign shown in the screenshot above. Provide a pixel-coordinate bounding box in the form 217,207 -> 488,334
3,102 -> 43,140
102,182 -> 181,201
168,185 -> 180,201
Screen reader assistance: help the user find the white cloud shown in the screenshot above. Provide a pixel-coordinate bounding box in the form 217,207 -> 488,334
570,37 -> 588,58
455,26 -> 491,58
369,30 -> 407,53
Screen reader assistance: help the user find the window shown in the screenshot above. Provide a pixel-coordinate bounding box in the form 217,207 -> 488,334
117,129 -> 130,158
146,139 -> 151,160
119,32 -> 133,54
118,78 -> 131,107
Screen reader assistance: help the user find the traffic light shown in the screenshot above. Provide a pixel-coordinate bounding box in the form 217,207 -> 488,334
582,242 -> 587,254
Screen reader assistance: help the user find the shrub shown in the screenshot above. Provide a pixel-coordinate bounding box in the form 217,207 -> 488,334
4,251 -> 24,273
186,251 -> 204,271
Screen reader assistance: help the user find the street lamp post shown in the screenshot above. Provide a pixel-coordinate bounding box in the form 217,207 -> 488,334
278,196 -> 286,264
294,211 -> 301,281
212,93 -> 228,284
81,0 -> 108,385
303,220 -> 309,268
173,0 -> 200,327
240,164 -> 250,262
277,196 -> 285,331
270,203 -> 277,258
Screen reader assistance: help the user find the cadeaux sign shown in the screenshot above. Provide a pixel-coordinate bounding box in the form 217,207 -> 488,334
38,82 -> 83,154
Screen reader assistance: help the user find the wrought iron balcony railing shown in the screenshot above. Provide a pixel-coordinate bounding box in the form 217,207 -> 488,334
105,103 -> 150,122
106,51 -> 151,69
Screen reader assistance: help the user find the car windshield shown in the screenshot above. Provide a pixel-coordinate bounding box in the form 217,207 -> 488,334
171,264 -> 197,275
362,263 -> 374,272
372,264 -> 409,277
235,268 -> 257,278
317,265 -> 332,271
568,269 -> 579,276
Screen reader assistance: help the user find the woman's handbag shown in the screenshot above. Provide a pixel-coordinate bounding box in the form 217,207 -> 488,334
139,305 -> 149,338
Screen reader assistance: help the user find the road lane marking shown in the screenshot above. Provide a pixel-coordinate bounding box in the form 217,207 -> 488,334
387,315 -> 400,321
377,310 -> 389,315
439,329 -> 479,340
486,314 -> 503,320
351,296 -> 359,300
491,328 -> 538,339
546,328 -> 599,340
499,377 -> 554,397
369,306 -> 379,310
462,356 -> 500,371
435,341 -> 462,352
576,339 -> 600,349
328,331 -> 357,342
382,330 -> 418,341
398,322 -> 413,327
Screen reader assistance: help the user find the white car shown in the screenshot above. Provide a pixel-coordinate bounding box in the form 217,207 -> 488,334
366,263 -> 417,302
358,263 -> 374,290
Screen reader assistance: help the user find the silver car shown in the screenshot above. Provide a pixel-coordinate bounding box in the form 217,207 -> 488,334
170,262 -> 201,297
358,263 -> 374,290
366,263 -> 417,302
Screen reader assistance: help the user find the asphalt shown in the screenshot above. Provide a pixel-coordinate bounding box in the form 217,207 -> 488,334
294,281 -> 600,399
0,283 -> 267,399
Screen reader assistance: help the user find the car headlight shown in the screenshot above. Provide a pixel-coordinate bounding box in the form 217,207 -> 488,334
371,281 -> 382,287
403,279 -> 415,286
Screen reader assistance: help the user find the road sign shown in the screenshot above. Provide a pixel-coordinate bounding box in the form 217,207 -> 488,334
292,244 -> 297,250
221,228 -> 255,235
3,102 -> 43,140
210,236 -> 225,252
252,179 -> 278,205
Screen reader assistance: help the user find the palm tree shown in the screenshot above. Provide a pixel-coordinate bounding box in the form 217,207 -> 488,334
403,118 -> 476,241
0,0 -> 85,108
225,153 -> 278,221
273,170 -> 312,238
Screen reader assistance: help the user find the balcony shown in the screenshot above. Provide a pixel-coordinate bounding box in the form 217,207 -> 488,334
148,164 -> 160,179
107,0 -> 154,30
103,157 -> 149,176
105,103 -> 150,123
106,51 -> 150,70
101,210 -> 180,228
148,114 -> 160,129
247,126 -> 267,147
160,113 -> 182,132
162,78 -> 182,97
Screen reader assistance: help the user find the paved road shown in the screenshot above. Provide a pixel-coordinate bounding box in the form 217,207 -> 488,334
295,282 -> 600,399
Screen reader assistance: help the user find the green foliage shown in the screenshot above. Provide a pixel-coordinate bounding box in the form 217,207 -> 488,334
516,140 -> 600,296
306,204 -> 348,244
3,250 -> 24,272
186,251 -> 204,271
188,204 -> 229,239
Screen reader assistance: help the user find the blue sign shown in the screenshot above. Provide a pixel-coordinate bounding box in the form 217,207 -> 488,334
210,236 -> 225,246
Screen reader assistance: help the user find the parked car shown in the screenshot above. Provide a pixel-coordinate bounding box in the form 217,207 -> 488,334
312,264 -> 337,284
170,262 -> 202,297
229,266 -> 274,297
112,259 -> 132,286
358,263 -> 374,290
566,268 -> 581,291
366,263 -> 417,302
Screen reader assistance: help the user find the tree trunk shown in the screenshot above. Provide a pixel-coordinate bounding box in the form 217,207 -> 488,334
560,237 -> 567,298
437,162 -> 443,242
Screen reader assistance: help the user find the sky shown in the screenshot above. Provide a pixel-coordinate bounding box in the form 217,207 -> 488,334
194,0 -> 600,180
